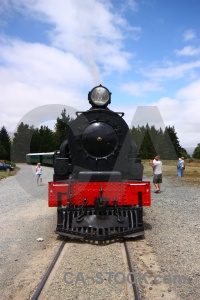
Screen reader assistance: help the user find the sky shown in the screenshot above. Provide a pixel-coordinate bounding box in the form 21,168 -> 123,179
0,0 -> 200,154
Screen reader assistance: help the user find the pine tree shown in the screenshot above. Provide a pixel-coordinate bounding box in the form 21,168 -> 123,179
193,143 -> 200,159
130,124 -> 187,159
130,125 -> 157,159
140,128 -> 157,159
165,126 -> 182,158
0,126 -> 11,161
11,122 -> 34,162
0,143 -> 7,160
38,126 -> 57,152
54,109 -> 73,149
30,126 -> 57,153
30,128 -> 41,153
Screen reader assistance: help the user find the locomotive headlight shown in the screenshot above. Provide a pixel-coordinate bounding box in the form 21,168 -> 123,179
88,85 -> 111,108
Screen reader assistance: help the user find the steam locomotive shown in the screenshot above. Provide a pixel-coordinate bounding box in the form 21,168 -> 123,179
48,85 -> 151,240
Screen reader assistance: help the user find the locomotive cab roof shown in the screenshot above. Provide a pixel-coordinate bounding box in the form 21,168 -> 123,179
88,85 -> 111,108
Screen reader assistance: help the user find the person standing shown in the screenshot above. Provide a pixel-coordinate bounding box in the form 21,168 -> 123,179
36,162 -> 43,185
180,157 -> 185,177
149,155 -> 162,193
177,158 -> 182,177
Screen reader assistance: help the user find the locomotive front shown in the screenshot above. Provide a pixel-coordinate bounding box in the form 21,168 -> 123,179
48,85 -> 151,240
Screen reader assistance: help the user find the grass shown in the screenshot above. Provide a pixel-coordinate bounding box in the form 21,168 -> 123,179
143,159 -> 200,185
0,168 -> 19,180
0,161 -> 20,180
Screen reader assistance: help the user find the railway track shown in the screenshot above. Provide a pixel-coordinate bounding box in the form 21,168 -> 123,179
31,238 -> 67,300
31,238 -> 141,300
124,240 -> 140,300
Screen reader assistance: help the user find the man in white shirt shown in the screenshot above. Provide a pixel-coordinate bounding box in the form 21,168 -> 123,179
149,155 -> 162,193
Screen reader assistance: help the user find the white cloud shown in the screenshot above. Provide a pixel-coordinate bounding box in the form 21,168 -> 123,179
176,79 -> 200,100
120,81 -> 162,96
0,82 -> 84,132
114,0 -> 138,15
0,0 -> 137,133
120,59 -> 200,98
116,79 -> 200,149
143,60 -> 200,81
175,46 -> 200,57
0,36 -> 96,132
124,0 -> 138,12
152,80 -> 200,148
0,0 -> 136,75
0,37 -> 95,87
152,97 -> 180,124
183,29 -> 196,41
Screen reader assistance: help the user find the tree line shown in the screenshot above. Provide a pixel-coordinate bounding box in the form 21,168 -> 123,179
1,108 -> 200,162
130,124 -> 187,159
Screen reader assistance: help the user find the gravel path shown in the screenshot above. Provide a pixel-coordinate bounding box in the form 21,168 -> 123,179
38,240 -> 134,300
0,164 -> 60,300
142,175 -> 200,300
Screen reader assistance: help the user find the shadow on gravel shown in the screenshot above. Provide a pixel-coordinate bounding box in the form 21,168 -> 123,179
144,221 -> 152,231
55,234 -> 146,245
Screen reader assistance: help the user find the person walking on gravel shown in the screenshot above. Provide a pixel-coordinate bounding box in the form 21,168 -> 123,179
149,155 -> 162,193
36,163 -> 43,186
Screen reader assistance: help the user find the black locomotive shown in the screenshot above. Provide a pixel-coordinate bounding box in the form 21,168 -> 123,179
48,85 -> 151,240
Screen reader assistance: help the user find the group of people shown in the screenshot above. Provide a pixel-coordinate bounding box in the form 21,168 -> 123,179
177,157 -> 185,177
35,156 -> 185,191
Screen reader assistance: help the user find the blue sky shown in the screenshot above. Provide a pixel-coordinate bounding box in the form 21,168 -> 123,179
0,0 -> 200,152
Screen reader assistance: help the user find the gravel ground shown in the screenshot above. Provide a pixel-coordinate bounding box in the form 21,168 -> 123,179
38,240 -> 134,300
0,164 -> 60,300
142,175 -> 200,300
0,165 -> 199,300
38,175 -> 199,300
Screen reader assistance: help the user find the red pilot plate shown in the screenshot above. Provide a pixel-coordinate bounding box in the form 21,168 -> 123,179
48,181 -> 151,207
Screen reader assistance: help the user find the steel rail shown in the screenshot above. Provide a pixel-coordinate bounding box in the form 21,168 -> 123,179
123,240 -> 140,300
31,238 -> 67,300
